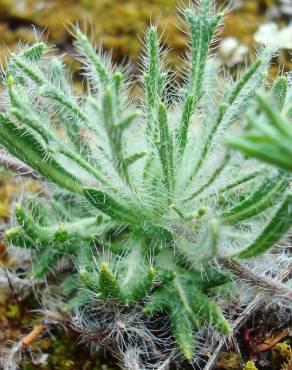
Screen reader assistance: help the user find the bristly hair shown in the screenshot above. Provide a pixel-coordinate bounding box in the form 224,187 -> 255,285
0,0 -> 291,367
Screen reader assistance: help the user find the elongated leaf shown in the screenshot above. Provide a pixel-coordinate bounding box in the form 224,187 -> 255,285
124,152 -> 146,168
272,76 -> 287,112
30,248 -> 59,278
256,93 -> 292,142
80,268 -> 100,293
11,57 -> 45,85
119,242 -> 155,303
170,309 -> 194,361
15,204 -> 53,244
144,27 -> 166,139
189,54 -> 267,181
28,197 -> 49,226
64,290 -> 91,312
0,113 -> 82,193
188,286 -> 231,334
228,92 -> 292,172
176,6 -> 222,156
144,271 -> 231,360
53,217 -> 101,242
41,86 -> 86,121
117,112 -> 140,131
99,262 -> 125,301
21,43 -> 46,61
5,227 -> 35,249
185,153 -> 229,201
157,102 -> 174,193
222,172 -> 288,223
185,6 -> 221,98
228,134 -> 292,172
233,193 -> 292,259
177,94 -> 195,155
75,30 -> 110,87
83,187 -> 137,223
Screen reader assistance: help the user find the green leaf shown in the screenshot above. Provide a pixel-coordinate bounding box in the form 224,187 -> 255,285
117,112 -> 140,131
50,58 -> 70,94
75,30 -> 110,87
30,248 -> 59,278
21,43 -> 46,61
228,92 -> 292,172
119,241 -> 155,303
176,5 -> 222,156
144,27 -> 166,139
226,59 -> 263,106
64,290 -> 91,312
0,113 -> 82,193
41,85 -> 87,121
213,169 -> 266,196
10,57 -> 45,85
177,94 -> 195,155
5,227 -> 34,249
233,193 -> 292,259
157,102 -> 174,194
170,310 -> 195,361
272,76 -> 287,112
189,55 -> 265,181
185,153 -> 229,201
53,217 -> 101,242
15,204 -> 53,244
80,268 -> 100,293
124,152 -> 146,168
83,188 -> 137,223
99,262 -> 125,301
27,197 -> 49,226
221,172 -> 288,223
185,7 -> 222,98
144,271 -> 231,359
256,92 -> 292,139
228,135 -> 292,172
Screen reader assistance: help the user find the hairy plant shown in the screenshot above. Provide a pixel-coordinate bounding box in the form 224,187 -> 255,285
0,0 -> 291,362
228,76 -> 292,172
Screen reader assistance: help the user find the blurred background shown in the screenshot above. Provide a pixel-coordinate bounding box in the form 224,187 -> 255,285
0,0 -> 291,90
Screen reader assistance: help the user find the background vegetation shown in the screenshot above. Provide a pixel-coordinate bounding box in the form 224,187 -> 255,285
0,1 -> 291,370
0,0 -> 291,82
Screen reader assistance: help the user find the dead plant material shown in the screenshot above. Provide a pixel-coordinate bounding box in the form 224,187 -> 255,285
203,264 -> 292,370
0,242 -> 10,266
255,329 -> 289,353
21,322 -> 46,348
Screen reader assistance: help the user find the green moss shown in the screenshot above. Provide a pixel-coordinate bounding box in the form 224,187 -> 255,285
20,333 -> 118,370
243,361 -> 259,370
5,303 -> 21,319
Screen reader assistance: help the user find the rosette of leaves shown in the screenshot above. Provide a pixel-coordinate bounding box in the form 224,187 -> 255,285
1,0 -> 292,360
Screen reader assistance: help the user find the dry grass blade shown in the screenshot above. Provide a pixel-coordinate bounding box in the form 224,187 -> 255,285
203,263 -> 292,370
0,151 -> 41,180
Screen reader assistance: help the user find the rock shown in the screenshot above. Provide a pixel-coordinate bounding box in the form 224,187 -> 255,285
219,37 -> 249,67
254,22 -> 292,49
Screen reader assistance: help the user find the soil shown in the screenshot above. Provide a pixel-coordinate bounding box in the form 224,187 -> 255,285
0,289 -> 291,370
